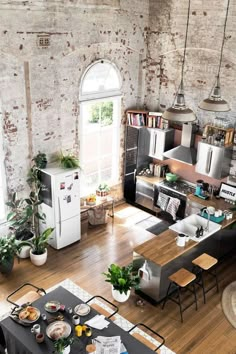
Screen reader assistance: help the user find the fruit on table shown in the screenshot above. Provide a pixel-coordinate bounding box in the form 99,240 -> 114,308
86,194 -> 96,203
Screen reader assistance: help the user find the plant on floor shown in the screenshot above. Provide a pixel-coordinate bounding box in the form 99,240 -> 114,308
102,263 -> 140,295
0,235 -> 20,273
57,151 -> 80,169
53,336 -> 74,354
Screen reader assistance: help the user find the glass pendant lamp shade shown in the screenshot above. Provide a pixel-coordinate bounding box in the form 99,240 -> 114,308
199,0 -> 230,112
162,0 -> 196,123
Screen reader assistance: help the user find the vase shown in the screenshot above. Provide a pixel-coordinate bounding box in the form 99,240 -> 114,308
112,288 -> 131,303
30,248 -> 47,266
0,257 -> 14,274
62,345 -> 70,354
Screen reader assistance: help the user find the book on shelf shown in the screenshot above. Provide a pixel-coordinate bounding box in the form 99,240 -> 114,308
148,112 -> 163,129
127,112 -> 146,126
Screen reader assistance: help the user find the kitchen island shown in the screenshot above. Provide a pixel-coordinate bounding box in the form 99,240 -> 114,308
133,195 -> 236,303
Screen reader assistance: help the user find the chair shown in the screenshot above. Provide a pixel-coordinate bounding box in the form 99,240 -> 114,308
86,295 -> 119,320
192,253 -> 219,304
162,268 -> 198,323
128,323 -> 165,352
6,282 -> 46,312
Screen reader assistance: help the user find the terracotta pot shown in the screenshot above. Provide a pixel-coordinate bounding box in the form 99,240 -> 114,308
112,288 -> 131,303
96,190 -> 109,201
0,257 -> 14,274
30,248 -> 47,266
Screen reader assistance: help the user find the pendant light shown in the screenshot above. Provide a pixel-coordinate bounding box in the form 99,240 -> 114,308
162,0 -> 196,123
199,0 -> 230,112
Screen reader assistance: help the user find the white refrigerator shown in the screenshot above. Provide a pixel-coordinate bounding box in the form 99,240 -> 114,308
38,164 -> 81,249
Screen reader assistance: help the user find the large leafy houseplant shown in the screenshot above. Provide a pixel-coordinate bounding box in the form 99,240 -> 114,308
102,263 -> 140,295
57,151 -> 80,169
0,235 -> 20,273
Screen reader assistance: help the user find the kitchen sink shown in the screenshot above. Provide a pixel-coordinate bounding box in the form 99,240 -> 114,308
169,214 -> 222,242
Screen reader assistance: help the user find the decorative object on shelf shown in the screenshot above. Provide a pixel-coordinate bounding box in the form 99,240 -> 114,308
53,335 -> 74,354
0,235 -> 19,274
96,183 -> 110,201
57,151 -> 80,169
102,263 -> 140,302
199,0 -> 231,112
162,0 -> 196,123
32,152 -> 47,169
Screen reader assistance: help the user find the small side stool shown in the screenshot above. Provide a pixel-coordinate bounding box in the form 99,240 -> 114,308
192,253 -> 219,304
162,268 -> 198,323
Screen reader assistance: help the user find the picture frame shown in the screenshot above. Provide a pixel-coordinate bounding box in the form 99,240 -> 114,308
219,182 -> 236,202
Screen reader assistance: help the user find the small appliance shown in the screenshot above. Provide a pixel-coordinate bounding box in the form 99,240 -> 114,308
195,179 -> 209,200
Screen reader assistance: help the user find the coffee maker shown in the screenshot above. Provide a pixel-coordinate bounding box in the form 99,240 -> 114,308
195,180 -> 209,199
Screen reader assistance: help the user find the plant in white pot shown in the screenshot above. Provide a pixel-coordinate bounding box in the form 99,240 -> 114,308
102,263 -> 140,302
17,156 -> 54,266
53,336 -> 74,354
96,183 -> 110,201
0,235 -> 20,274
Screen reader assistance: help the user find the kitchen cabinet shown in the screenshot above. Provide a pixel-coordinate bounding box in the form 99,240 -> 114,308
148,128 -> 174,160
135,179 -> 155,211
195,141 -> 232,179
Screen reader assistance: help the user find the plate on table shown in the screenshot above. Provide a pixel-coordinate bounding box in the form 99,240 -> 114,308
74,303 -> 90,316
18,306 -> 40,323
46,321 -> 71,340
44,300 -> 61,313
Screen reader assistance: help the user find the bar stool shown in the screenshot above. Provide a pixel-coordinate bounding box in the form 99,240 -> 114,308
192,253 -> 219,304
162,268 -> 198,323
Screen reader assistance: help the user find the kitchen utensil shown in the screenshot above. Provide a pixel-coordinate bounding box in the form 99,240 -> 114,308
44,301 -> 61,313
18,306 -> 40,323
31,324 -> 41,334
165,173 -> 178,182
46,321 -> 71,340
74,304 -> 90,316
175,234 -> 186,247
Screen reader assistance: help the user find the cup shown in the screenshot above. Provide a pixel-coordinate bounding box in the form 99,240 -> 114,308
84,326 -> 92,337
75,325 -> 83,337
149,163 -> 154,175
31,324 -> 41,334
72,314 -> 80,325
207,206 -> 215,215
175,234 -> 186,247
67,307 -> 73,314
35,333 -> 45,343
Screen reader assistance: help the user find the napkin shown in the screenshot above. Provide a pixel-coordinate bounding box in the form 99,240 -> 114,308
85,315 -> 110,329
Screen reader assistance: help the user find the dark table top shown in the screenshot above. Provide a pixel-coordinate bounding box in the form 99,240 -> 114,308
0,286 -> 155,354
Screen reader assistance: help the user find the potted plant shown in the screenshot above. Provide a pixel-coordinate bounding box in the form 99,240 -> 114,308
96,183 -> 110,201
32,151 -> 47,169
17,159 -> 54,266
102,263 -> 140,302
0,235 -> 20,274
57,151 -> 80,169
53,336 -> 74,354
6,192 -> 34,258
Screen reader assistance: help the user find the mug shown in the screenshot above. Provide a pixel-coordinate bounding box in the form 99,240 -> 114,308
35,333 -> 45,343
75,325 -> 83,337
31,324 -> 41,334
175,234 -> 186,247
72,314 -> 80,325
207,206 -> 215,215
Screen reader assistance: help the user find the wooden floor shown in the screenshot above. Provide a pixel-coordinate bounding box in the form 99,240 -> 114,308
1,203 -> 236,354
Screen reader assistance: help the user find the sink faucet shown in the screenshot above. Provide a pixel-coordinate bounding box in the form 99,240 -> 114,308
203,207 -> 211,232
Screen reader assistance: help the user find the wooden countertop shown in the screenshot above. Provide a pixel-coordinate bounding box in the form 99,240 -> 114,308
187,193 -> 235,210
133,207 -> 236,267
136,175 -> 164,184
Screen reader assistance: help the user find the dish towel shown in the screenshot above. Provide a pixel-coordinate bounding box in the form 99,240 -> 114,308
157,192 -> 170,211
166,197 -> 180,221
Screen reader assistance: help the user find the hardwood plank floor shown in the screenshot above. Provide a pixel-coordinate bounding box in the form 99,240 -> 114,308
1,203 -> 236,353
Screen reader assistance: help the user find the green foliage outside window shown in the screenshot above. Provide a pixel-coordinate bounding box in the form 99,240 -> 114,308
89,102 -> 113,126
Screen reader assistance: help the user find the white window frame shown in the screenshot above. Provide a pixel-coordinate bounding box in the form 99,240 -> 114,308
79,60 -> 122,197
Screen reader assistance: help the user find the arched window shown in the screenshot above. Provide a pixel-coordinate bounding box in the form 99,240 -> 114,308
79,60 -> 122,197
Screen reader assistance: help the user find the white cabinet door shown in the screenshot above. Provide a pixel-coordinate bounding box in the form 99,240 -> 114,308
148,129 -> 165,160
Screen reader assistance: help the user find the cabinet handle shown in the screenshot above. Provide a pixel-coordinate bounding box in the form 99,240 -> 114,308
205,148 -> 213,174
134,169 -> 137,183
153,132 -> 157,155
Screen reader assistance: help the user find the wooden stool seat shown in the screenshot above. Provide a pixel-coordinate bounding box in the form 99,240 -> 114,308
192,253 -> 219,304
169,268 -> 196,287
162,268 -> 198,322
192,253 -> 217,270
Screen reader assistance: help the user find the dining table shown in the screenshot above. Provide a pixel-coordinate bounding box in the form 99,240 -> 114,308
0,286 -> 156,354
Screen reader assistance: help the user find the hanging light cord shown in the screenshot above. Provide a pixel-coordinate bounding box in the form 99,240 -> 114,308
217,0 -> 230,78
181,0 -> 191,80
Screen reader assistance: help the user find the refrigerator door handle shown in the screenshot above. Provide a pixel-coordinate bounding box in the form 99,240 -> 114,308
153,132 -> 157,155
58,197 -> 61,238
206,148 -> 213,174
134,169 -> 137,183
